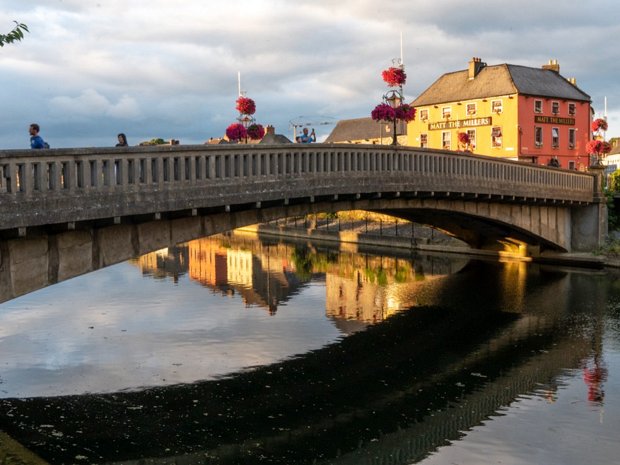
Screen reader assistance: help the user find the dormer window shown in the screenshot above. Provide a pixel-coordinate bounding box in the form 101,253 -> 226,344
552,101 -> 560,115
491,100 -> 503,114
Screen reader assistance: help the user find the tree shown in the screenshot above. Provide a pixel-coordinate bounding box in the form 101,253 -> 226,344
0,21 -> 29,47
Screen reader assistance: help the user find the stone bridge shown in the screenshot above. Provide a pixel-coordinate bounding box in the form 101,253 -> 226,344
0,144 -> 606,256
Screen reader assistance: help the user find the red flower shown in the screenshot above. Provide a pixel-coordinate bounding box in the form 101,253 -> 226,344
602,141 -> 612,154
381,67 -> 407,87
371,103 -> 396,122
236,96 -> 256,115
592,118 -> 608,132
458,132 -> 470,144
586,139 -> 604,155
395,104 -> 416,122
226,123 -> 247,141
246,123 -> 265,140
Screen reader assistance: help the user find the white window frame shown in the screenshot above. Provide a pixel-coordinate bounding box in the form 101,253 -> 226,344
491,100 -> 503,114
442,131 -> 451,150
535,126 -> 543,147
534,100 -> 543,113
466,129 -> 476,149
568,103 -> 576,116
420,109 -> 429,121
568,128 -> 576,149
552,127 -> 560,148
491,126 -> 502,148
442,106 -> 451,119
551,101 -> 560,115
466,103 -> 477,116
420,133 -> 428,148
568,160 -> 576,170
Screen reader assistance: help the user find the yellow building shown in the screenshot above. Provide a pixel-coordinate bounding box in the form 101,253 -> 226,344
408,57 -> 592,167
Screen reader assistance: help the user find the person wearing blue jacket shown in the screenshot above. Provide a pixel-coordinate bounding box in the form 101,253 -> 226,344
29,123 -> 48,149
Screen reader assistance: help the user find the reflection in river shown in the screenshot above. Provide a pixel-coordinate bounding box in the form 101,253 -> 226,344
0,232 -> 618,464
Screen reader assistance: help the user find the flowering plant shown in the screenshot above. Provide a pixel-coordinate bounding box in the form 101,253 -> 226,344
382,67 -> 407,87
236,96 -> 256,115
591,118 -> 608,132
371,103 -> 397,122
226,123 -> 247,141
458,132 -> 470,144
246,123 -> 265,140
586,139 -> 611,156
394,104 -> 416,122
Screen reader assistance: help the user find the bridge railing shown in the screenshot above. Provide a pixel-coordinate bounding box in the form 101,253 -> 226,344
0,144 -> 596,231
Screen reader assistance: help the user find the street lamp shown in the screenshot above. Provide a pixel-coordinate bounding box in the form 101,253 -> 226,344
384,89 -> 403,146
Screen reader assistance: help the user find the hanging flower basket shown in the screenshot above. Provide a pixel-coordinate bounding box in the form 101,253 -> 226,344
236,96 -> 256,115
371,103 -> 397,122
395,104 -> 416,122
246,123 -> 265,140
591,118 -> 608,132
382,67 -> 407,87
226,123 -> 247,141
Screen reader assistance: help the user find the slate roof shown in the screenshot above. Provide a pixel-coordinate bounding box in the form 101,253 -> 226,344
258,133 -> 292,144
325,117 -> 399,142
412,63 -> 591,107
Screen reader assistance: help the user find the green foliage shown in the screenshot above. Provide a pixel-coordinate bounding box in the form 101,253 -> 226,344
606,190 -> 619,231
608,170 -> 620,193
140,138 -> 167,146
0,21 -> 28,47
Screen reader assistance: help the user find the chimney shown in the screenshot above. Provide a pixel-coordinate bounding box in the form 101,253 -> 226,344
468,57 -> 485,79
567,77 -> 577,86
265,125 -> 275,135
542,59 -> 560,73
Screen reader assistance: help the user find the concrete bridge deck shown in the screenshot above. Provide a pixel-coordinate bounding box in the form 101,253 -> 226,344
0,144 -> 605,253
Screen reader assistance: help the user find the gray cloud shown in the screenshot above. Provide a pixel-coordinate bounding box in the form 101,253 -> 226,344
1,0 -> 619,149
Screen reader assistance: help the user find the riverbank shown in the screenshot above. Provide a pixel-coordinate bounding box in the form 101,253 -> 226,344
237,220 -> 611,269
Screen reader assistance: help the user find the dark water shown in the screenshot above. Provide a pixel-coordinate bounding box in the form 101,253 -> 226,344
0,233 -> 618,464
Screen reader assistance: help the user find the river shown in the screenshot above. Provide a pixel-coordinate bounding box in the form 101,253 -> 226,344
0,231 -> 618,464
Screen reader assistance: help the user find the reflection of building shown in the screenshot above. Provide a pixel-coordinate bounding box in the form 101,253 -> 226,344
132,247 -> 188,283
187,237 -> 306,314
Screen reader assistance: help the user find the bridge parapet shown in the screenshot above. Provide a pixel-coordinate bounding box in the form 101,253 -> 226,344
0,144 -> 597,234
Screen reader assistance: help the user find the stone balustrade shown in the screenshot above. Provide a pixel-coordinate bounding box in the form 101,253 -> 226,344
0,144 -> 596,233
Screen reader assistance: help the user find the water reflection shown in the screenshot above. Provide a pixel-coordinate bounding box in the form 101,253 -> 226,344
0,233 -> 617,464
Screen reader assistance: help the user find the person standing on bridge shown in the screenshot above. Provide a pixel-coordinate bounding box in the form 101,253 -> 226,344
116,133 -> 129,147
297,127 -> 316,143
29,123 -> 48,149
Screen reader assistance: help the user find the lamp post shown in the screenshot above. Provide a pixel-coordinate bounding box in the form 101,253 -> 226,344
384,88 -> 403,146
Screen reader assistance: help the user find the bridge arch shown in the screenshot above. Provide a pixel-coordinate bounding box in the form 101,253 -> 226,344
0,143 -> 605,254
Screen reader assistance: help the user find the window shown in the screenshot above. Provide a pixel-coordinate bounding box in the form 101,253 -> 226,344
491,126 -> 502,147
420,109 -> 429,120
491,100 -> 503,113
534,100 -> 543,113
466,129 -> 476,150
466,103 -> 476,116
568,161 -> 576,170
442,106 -> 451,119
568,128 -> 576,149
552,127 -> 559,148
442,131 -> 451,150
420,133 -> 428,148
552,101 -> 560,114
568,103 -> 576,116
535,127 -> 543,147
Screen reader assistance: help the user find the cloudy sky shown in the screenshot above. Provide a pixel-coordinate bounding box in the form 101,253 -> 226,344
1,0 -> 619,148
